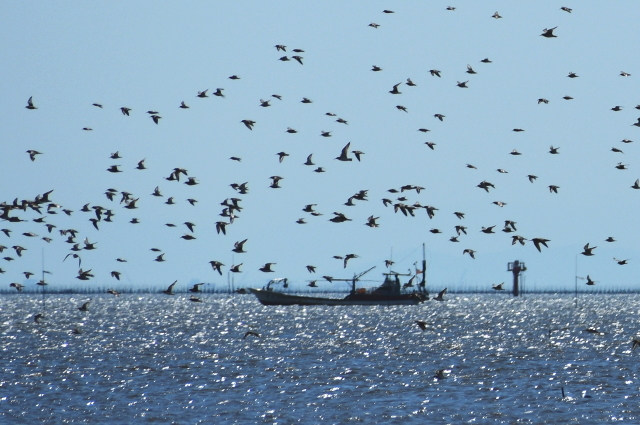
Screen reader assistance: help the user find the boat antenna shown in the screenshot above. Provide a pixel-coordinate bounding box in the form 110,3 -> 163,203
419,243 -> 428,296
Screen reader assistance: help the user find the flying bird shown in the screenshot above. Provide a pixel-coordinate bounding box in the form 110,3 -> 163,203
541,27 -> 558,38
162,281 -> 177,295
433,288 -> 447,301
26,96 -> 37,110
269,176 -> 283,188
415,321 -> 428,331
532,238 -> 550,252
581,243 -> 596,256
336,143 -> 352,161
209,261 -> 224,275
26,150 -> 42,161
232,239 -> 247,253
241,120 -> 255,130
259,263 -> 276,272
189,283 -> 205,293
10,282 -> 24,292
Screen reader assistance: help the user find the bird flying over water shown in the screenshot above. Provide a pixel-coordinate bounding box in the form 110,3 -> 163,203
433,288 -> 447,301
162,281 -> 177,295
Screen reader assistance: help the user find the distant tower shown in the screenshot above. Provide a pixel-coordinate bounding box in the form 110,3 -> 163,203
507,260 -> 527,296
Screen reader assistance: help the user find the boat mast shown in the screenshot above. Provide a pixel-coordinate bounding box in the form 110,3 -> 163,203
41,248 -> 46,312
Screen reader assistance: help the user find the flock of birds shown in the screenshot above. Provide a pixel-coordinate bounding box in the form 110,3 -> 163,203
4,5 -> 640,333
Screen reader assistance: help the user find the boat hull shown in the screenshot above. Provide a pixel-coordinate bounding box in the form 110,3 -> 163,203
249,288 -> 424,306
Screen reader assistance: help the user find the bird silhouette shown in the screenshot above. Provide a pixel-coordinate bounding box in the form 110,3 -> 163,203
581,243 -> 596,256
26,150 -> 42,161
232,239 -> 247,253
189,283 -> 205,292
162,281 -> 177,295
26,96 -> 37,110
259,263 -> 275,272
336,143 -> 352,161
415,321 -> 428,331
532,238 -> 550,252
433,288 -> 447,301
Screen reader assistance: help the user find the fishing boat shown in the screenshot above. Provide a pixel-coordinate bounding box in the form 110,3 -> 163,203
250,248 -> 430,306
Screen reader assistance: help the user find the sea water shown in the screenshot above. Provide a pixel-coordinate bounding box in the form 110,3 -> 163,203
1,293 -> 639,424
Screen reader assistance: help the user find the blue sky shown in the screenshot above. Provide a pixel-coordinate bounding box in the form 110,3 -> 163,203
2,2 -> 640,293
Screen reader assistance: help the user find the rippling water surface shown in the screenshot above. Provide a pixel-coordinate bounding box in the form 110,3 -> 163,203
2,292 -> 640,423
